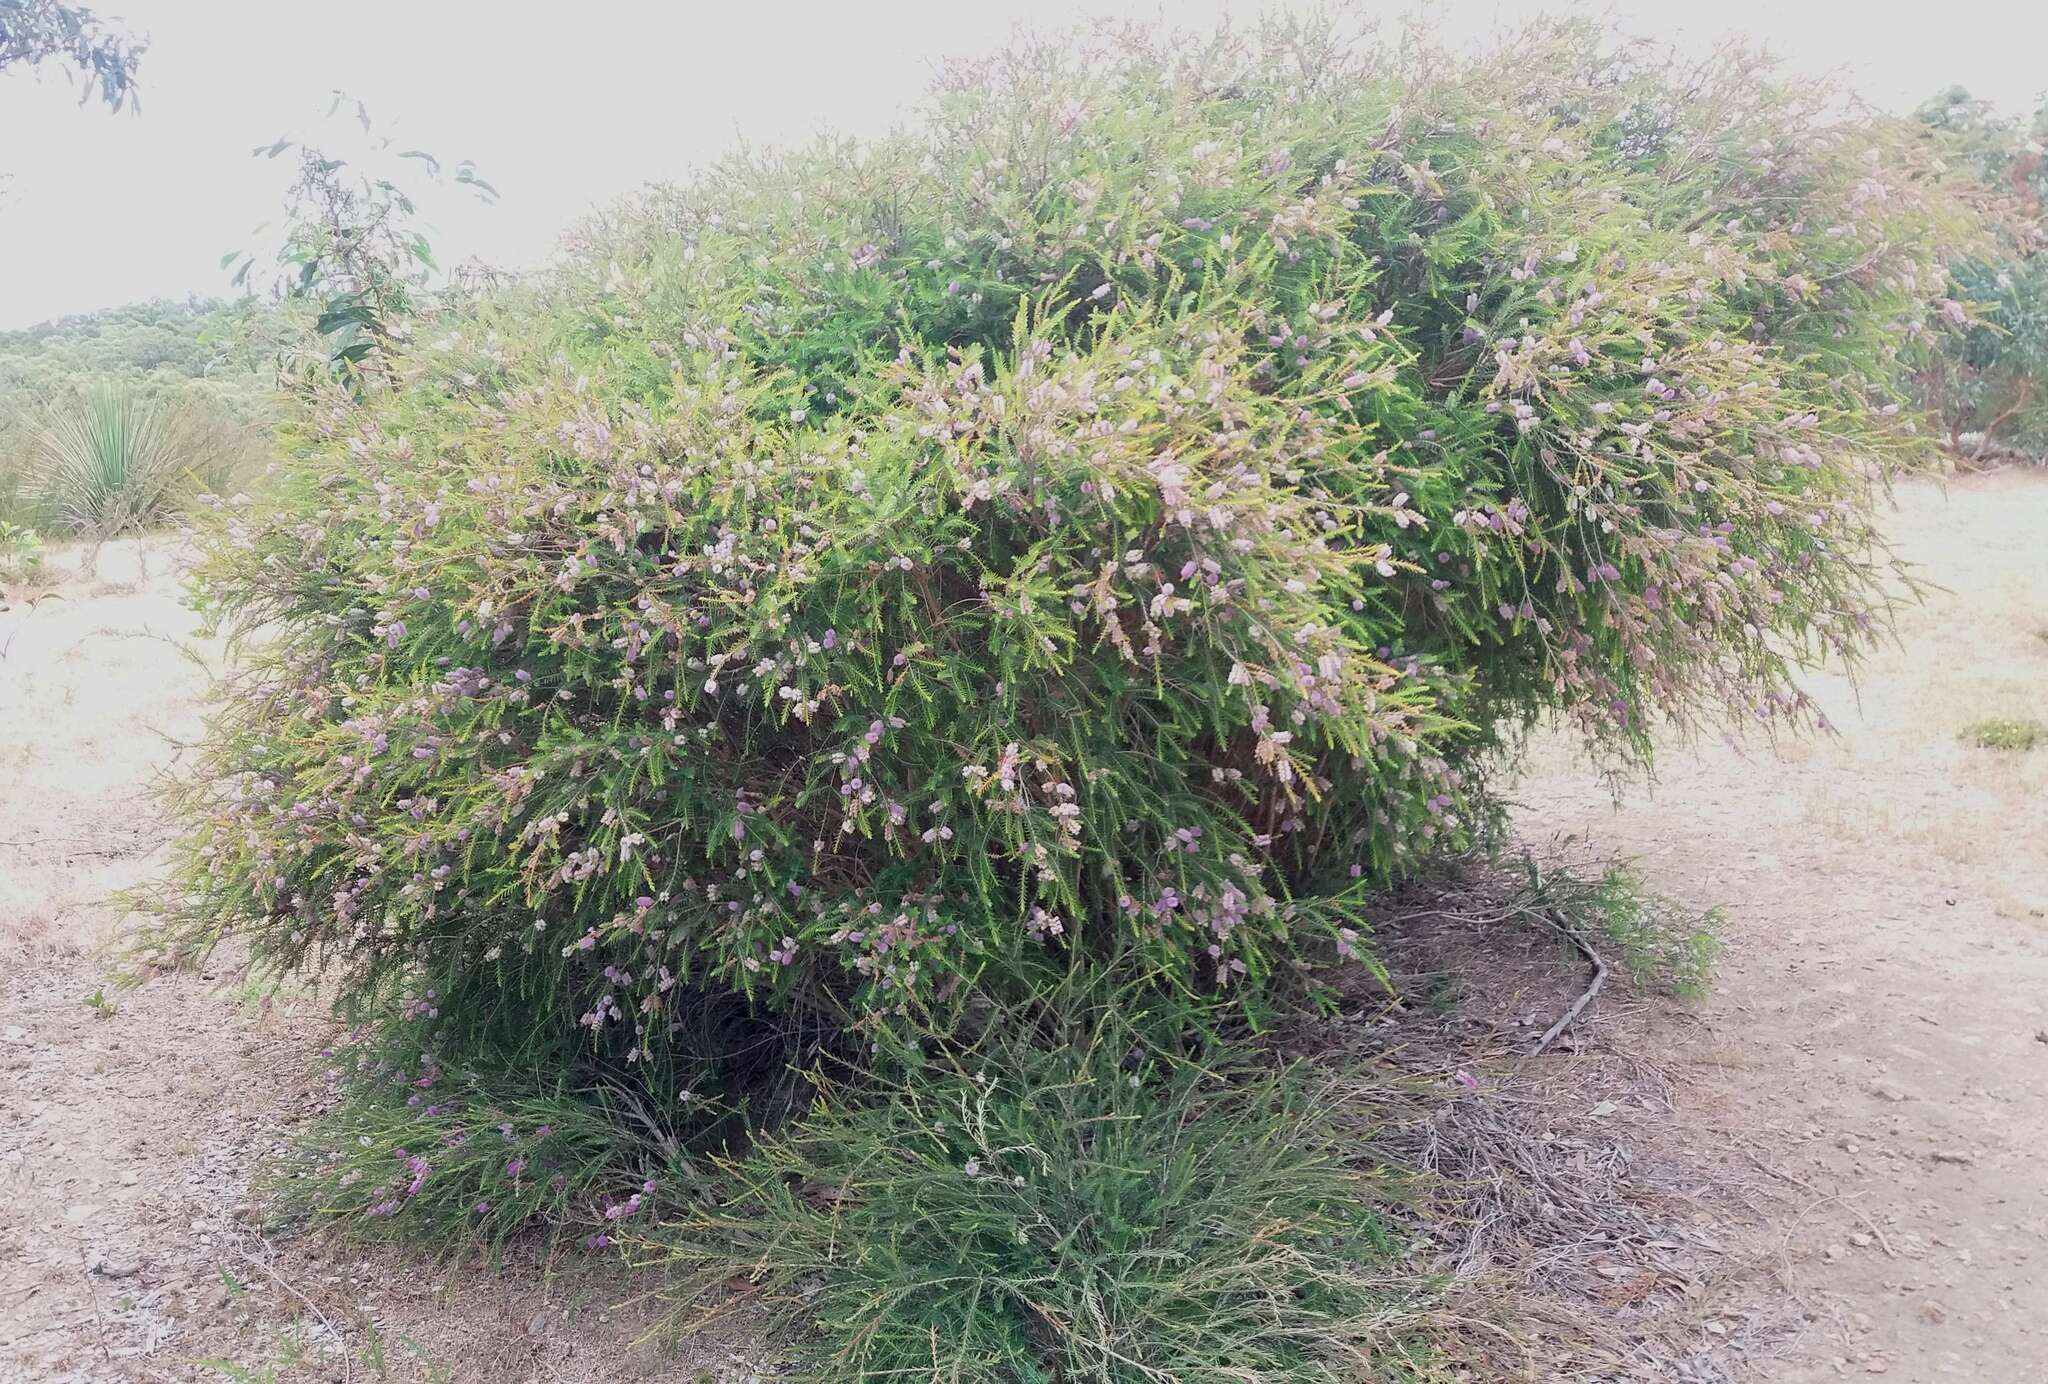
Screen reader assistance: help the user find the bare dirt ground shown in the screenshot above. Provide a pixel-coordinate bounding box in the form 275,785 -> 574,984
0,543 -> 757,1382
1507,468 -> 2048,1381
2,471 -> 2042,1382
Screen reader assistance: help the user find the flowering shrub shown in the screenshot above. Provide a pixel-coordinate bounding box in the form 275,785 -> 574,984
160,17 -> 1975,1075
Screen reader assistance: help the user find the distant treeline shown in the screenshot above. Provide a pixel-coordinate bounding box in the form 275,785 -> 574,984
0,296 -> 296,413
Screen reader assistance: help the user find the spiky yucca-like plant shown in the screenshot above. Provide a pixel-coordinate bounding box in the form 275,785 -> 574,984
32,384 -> 187,536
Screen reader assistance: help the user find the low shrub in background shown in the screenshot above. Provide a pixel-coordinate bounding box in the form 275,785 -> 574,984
0,519 -> 44,580
18,383 -> 268,540
28,384 -> 186,536
1935,257 -> 2048,457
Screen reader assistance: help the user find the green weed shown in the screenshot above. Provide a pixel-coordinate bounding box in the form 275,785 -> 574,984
1520,855 -> 1721,999
0,520 -> 43,579
1962,716 -> 2044,751
201,1320 -> 455,1383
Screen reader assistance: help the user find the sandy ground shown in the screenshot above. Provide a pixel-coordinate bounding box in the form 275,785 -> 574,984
1,472 -> 2043,1381
1512,468 -> 2048,1381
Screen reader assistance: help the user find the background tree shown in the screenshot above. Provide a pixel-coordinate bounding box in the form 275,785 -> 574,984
224,94 -> 498,393
0,0 -> 144,111
1916,86 -> 2048,457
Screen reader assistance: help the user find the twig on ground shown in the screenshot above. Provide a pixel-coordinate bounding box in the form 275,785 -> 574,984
232,1246 -> 354,1382
1741,1147 -> 1897,1260
72,626 -> 216,676
0,839 -> 157,859
1529,908 -> 1608,1056
0,591 -> 65,659
76,1244 -> 109,1361
1293,856 -> 1804,1378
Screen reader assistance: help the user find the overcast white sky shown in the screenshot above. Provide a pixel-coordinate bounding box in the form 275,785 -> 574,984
2,0 -> 2043,331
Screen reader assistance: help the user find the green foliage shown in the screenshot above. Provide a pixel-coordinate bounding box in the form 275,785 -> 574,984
0,518 -> 42,577
1960,716 -> 2042,751
652,981 -> 1425,1382
160,16 -> 1974,1090
1915,88 -> 2048,456
226,94 -> 498,392
0,0 -> 143,111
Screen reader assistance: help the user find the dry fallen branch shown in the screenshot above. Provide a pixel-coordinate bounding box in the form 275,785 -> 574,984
1530,909 -> 1609,1056
72,625 -> 218,677
1276,856 -> 1801,1380
1740,1145 -> 1897,1260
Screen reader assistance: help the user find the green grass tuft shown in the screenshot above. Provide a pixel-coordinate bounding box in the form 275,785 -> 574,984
1961,716 -> 2044,751
263,1037 -> 717,1258
1574,864 -> 1720,998
1506,853 -> 1720,999
648,981 -> 1434,1382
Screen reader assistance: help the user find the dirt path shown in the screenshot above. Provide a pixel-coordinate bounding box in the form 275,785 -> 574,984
2,475 -> 2043,1381
1514,469 -> 2048,1381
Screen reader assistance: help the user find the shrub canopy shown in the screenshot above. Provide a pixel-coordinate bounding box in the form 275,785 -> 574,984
166,17 -> 1973,1068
